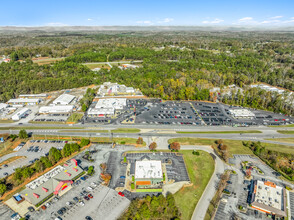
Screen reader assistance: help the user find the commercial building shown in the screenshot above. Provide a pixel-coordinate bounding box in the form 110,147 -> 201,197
228,109 -> 255,119
135,160 -> 163,189
53,94 -> 75,105
97,82 -> 139,97
249,180 -> 287,217
21,159 -> 83,206
11,108 -> 31,121
87,98 -> 126,117
0,103 -> 8,111
39,105 -> 74,114
7,98 -> 41,106
119,64 -> 139,70
19,94 -> 48,99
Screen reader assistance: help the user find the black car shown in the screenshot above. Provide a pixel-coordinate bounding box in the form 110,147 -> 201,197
84,196 -> 90,201
73,197 -> 79,202
85,217 -> 93,220
28,206 -> 35,212
57,209 -> 64,215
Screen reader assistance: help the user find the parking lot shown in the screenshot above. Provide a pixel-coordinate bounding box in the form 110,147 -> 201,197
27,174 -> 130,220
0,140 -> 66,178
33,113 -> 70,122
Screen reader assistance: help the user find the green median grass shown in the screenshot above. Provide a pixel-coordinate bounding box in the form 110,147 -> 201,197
277,130 -> 294,134
66,113 -> 84,123
174,150 -> 215,220
176,130 -> 262,134
168,137 -> 294,156
266,138 -> 294,144
269,124 -> 294,128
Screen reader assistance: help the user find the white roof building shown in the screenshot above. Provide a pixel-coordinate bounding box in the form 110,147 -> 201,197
7,98 -> 41,106
229,109 -> 255,119
95,98 -> 126,110
0,103 -> 8,111
87,107 -> 114,116
39,105 -> 74,114
11,108 -> 30,121
53,94 -> 75,105
135,160 -> 163,179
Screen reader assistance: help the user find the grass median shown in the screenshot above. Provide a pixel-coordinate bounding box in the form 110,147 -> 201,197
176,130 -> 262,134
277,130 -> 294,134
174,150 -> 215,220
168,137 -> 294,156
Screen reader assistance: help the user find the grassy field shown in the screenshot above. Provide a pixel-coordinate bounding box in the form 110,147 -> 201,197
33,57 -> 65,65
266,138 -> 294,144
174,150 -> 215,220
66,113 -> 84,123
277,130 -> 294,134
29,120 -> 66,124
0,141 -> 16,158
90,137 -> 146,146
83,63 -> 110,69
168,137 -> 294,156
0,156 -> 26,167
176,130 -> 262,134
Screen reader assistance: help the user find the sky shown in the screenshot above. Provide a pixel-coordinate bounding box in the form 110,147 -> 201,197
1,0 -> 294,26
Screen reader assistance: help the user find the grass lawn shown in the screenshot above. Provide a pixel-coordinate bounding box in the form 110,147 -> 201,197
0,120 -> 14,123
90,137 -> 146,146
266,138 -> 294,144
0,141 -> 15,158
174,150 -> 215,220
112,128 -> 140,133
176,130 -> 262,134
269,124 -> 294,128
66,113 -> 84,123
33,57 -> 65,65
168,137 -> 294,157
277,130 -> 294,134
0,156 -> 26,167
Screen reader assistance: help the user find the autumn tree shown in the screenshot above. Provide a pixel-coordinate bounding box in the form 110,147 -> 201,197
149,142 -> 157,151
170,142 -> 181,151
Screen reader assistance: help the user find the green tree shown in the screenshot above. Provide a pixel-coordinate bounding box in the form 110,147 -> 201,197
87,166 -> 94,176
18,129 -> 28,139
34,160 -> 45,172
49,147 -> 62,164
80,139 -> 90,147
0,183 -> 7,195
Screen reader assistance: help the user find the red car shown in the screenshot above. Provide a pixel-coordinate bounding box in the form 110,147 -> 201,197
88,194 -> 93,199
118,192 -> 125,197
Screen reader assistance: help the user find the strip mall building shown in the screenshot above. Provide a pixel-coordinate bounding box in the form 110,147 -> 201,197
21,159 -> 83,206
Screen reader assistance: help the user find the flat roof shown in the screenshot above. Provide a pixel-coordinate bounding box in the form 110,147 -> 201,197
21,159 -> 83,205
252,180 -> 286,216
95,98 -> 126,110
135,160 -> 162,179
39,105 -> 74,113
53,94 -> 75,105
8,98 -> 40,103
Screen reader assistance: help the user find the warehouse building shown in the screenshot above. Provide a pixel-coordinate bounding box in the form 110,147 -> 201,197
228,109 -> 255,119
11,108 -> 31,121
135,160 -> 163,189
19,94 -> 48,99
7,98 -> 41,106
0,103 -> 8,111
248,180 -> 287,217
21,159 -> 83,206
39,105 -> 74,114
53,94 -> 75,105
98,82 -> 139,97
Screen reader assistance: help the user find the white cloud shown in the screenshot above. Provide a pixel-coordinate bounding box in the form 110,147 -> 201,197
87,18 -> 93,21
158,18 -> 174,23
282,19 -> 294,24
202,18 -> 224,24
239,17 -> 253,22
261,20 -> 280,24
45,22 -> 68,26
291,17 -> 294,20
136,20 -> 153,25
269,16 -> 283,19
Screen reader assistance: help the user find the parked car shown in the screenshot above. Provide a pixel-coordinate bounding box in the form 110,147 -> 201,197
73,197 -> 79,202
84,196 -> 90,201
118,192 -> 125,197
88,194 -> 93,199
79,201 -> 85,206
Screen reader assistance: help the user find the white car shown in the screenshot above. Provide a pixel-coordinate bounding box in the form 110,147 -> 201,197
45,202 -> 51,207
87,186 -> 93,191
91,182 -> 97,187
79,201 -> 85,206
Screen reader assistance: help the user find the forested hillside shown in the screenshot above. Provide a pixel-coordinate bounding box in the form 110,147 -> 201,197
0,30 -> 293,115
